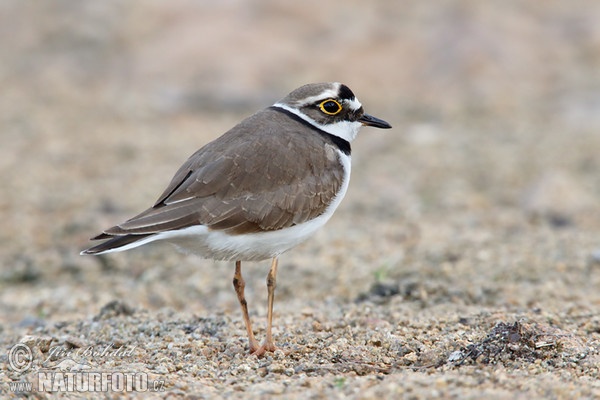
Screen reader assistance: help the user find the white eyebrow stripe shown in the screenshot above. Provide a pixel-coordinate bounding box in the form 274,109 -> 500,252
297,89 -> 339,106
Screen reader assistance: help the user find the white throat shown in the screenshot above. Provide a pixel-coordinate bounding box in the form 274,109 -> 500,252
272,103 -> 363,143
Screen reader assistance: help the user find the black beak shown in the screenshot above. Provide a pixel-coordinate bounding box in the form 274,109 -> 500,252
358,113 -> 392,129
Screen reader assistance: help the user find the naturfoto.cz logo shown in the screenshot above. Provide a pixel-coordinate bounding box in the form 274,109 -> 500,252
6,343 -> 165,394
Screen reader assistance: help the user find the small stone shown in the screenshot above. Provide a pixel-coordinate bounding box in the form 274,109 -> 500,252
301,308 -> 314,317
19,335 -> 54,352
447,350 -> 464,363
269,363 -> 286,374
154,365 -> 169,374
237,364 -> 251,373
64,336 -> 86,349
273,349 -> 286,360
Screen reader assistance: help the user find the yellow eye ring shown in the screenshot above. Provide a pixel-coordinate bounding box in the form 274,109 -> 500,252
318,99 -> 342,115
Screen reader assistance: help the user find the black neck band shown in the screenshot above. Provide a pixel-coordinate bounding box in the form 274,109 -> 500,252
269,106 -> 351,156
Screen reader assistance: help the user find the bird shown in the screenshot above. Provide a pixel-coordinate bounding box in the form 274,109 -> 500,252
81,82 -> 391,356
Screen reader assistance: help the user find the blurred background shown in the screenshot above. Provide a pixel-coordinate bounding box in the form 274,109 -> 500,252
1,1 -> 599,325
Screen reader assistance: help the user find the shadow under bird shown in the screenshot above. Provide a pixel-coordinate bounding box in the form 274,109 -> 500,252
82,82 -> 391,356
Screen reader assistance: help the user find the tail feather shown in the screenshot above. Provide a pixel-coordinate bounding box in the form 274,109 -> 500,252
81,234 -> 153,255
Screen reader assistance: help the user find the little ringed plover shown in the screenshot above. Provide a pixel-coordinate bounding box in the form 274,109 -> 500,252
82,82 -> 391,356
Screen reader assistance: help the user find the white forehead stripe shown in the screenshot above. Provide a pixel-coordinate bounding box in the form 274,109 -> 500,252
345,97 -> 362,111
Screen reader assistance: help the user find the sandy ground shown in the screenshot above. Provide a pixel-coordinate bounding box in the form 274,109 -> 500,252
1,1 -> 600,398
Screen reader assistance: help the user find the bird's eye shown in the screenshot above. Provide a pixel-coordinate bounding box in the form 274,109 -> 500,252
318,99 -> 342,115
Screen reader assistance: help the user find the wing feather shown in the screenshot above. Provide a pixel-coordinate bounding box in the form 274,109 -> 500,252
96,108 -> 345,238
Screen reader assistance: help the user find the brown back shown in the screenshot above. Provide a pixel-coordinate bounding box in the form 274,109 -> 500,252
103,108 -> 346,236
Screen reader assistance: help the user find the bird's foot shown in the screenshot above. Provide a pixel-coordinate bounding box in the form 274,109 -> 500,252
250,340 -> 278,357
